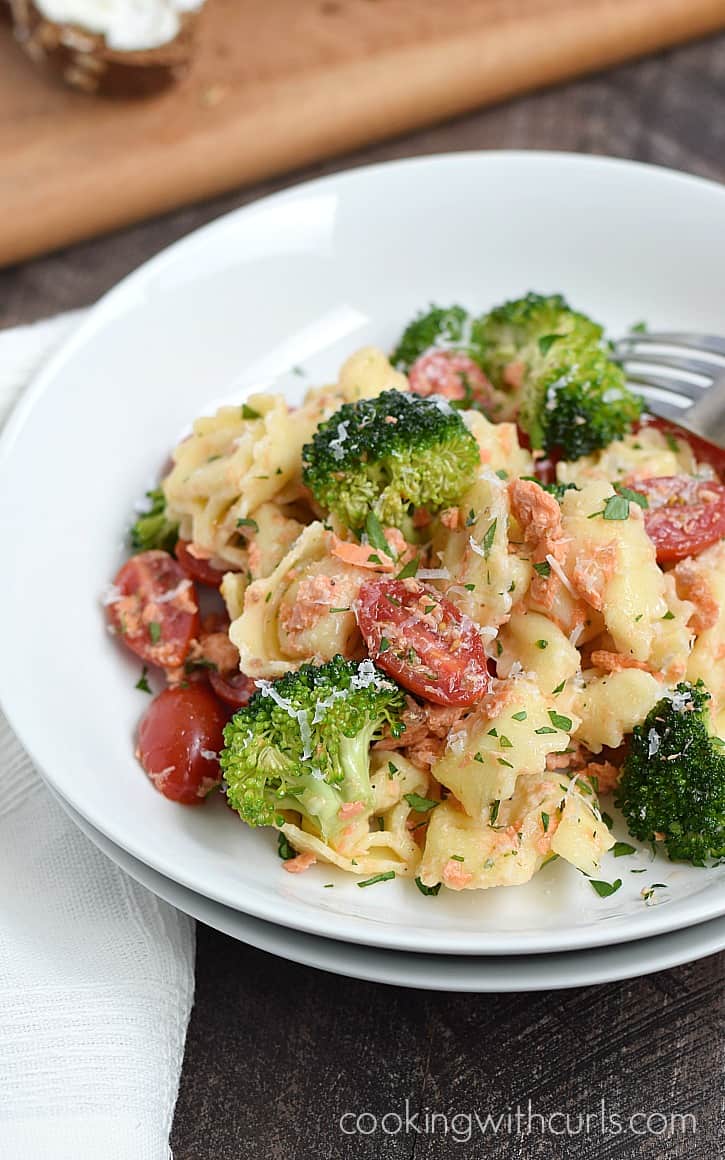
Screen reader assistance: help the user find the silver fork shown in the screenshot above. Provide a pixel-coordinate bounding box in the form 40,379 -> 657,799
612,331 -> 725,446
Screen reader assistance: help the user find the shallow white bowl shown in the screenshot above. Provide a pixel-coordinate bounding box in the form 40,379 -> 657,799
52,786 -> 725,992
2,152 -> 725,955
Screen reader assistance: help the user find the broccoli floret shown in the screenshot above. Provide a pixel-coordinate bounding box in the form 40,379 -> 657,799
221,657 -> 406,848
391,304 -> 486,371
615,681 -> 725,866
130,488 -> 179,553
476,292 -> 642,459
302,389 -> 480,536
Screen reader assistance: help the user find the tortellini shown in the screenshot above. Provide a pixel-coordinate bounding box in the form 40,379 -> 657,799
164,392 -> 324,568
680,542 -> 725,718
433,471 -> 531,628
573,668 -> 664,753
229,523 -> 368,678
418,771 -> 612,891
556,425 -> 697,487
498,610 -> 580,696
561,481 -> 667,661
462,411 -> 533,477
431,676 -> 576,821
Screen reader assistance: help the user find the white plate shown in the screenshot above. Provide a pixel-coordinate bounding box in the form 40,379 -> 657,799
1,152 -> 725,955
52,785 -> 725,991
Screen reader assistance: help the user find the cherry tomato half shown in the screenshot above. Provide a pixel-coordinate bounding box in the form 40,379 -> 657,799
175,539 -> 226,587
209,668 -> 257,709
409,351 -> 495,408
137,684 -> 227,804
355,578 -> 491,706
107,550 -> 199,669
636,475 -> 725,563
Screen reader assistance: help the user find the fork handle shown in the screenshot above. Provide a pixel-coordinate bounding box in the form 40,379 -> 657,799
679,374 -> 725,447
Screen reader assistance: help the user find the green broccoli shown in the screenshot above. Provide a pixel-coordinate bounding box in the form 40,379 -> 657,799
302,389 -> 480,537
391,304 -> 486,372
130,487 -> 179,553
615,681 -> 725,866
221,656 -> 406,848
476,292 -> 642,459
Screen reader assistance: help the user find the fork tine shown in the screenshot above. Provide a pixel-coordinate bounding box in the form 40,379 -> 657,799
612,351 -> 716,380
623,371 -> 706,403
617,332 -> 725,358
626,383 -> 694,420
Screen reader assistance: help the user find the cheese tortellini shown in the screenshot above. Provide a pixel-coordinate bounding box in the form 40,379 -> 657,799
230,523 -> 368,678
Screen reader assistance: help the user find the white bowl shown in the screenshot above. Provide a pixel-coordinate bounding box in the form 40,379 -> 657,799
2,152 -> 725,955
50,785 -> 725,991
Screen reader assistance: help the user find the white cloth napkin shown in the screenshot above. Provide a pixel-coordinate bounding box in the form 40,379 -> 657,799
0,314 -> 195,1160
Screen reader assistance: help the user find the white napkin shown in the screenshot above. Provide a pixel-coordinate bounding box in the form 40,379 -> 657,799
0,314 -> 195,1160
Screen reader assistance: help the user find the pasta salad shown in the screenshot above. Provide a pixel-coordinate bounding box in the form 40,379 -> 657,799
104,293 -> 725,896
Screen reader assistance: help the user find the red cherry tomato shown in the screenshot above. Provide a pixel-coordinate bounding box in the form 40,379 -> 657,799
634,475 -> 725,563
107,550 -> 199,668
175,540 -> 226,587
209,668 -> 257,709
137,684 -> 227,804
355,578 -> 491,706
409,350 -> 495,408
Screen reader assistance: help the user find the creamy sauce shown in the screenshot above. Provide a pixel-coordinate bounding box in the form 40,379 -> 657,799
35,0 -> 204,52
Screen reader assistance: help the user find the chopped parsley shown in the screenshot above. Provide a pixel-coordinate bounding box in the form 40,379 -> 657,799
396,557 -> 419,580
135,666 -> 152,693
512,710 -> 527,721
602,494 -> 631,521
548,710 -> 572,731
415,878 -> 441,896
148,621 -> 161,644
365,510 -> 390,555
589,877 -> 622,898
379,637 -> 391,653
241,403 -> 262,420
641,883 -> 668,904
541,811 -> 550,832
551,680 -> 566,695
613,842 -> 637,858
236,517 -> 259,532
614,483 -> 648,510
490,799 -> 500,825
357,871 -> 396,888
403,792 -> 439,813
277,832 -> 296,861
481,518 -> 498,558
533,561 -> 551,578
535,639 -> 548,650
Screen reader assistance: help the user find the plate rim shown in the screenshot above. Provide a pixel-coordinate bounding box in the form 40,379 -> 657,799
2,149 -> 725,955
51,783 -> 725,992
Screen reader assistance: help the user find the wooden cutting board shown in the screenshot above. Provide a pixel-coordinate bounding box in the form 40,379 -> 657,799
1,0 -> 723,266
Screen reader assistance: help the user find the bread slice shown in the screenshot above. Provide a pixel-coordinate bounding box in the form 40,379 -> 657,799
10,1 -> 203,96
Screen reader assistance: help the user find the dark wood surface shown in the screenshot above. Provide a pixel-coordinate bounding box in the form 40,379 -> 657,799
4,32 -> 724,1159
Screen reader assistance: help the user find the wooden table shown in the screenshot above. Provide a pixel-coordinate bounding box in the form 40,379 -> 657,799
4,33 -> 724,1159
